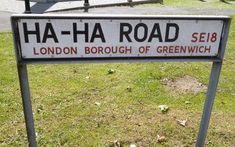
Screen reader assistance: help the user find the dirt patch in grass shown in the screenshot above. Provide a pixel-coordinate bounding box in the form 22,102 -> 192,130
161,75 -> 207,94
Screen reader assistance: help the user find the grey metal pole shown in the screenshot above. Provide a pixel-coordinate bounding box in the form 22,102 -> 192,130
196,61 -> 222,147
24,0 -> 31,14
17,63 -> 37,147
196,18 -> 231,147
84,0 -> 89,12
128,0 -> 133,7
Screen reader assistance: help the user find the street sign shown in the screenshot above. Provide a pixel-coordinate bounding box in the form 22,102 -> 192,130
11,14 -> 231,147
12,14 -> 227,63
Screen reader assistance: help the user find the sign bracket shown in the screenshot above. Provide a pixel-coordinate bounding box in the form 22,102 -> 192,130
11,14 -> 231,147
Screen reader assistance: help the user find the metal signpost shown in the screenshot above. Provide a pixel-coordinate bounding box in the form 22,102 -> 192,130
11,14 -> 230,147
24,0 -> 31,13
84,0 -> 90,12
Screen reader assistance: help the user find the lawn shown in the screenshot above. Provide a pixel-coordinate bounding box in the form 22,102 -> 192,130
0,7 -> 235,147
149,0 -> 235,10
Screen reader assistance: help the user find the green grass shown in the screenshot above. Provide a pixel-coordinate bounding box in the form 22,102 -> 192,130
1,17 -> 235,147
148,0 -> 235,10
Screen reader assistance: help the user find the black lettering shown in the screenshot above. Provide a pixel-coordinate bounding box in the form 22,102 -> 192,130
148,23 -> 163,42
23,22 -> 40,43
165,23 -> 179,42
134,23 -> 148,42
42,23 -> 58,43
73,23 -> 89,43
90,23 -> 106,43
120,23 -> 132,42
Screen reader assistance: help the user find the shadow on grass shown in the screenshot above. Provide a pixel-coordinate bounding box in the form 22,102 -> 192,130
198,0 -> 232,4
220,0 -> 231,4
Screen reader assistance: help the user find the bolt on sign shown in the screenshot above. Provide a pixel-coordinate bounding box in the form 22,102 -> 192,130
11,14 -> 230,147
12,14 -> 227,62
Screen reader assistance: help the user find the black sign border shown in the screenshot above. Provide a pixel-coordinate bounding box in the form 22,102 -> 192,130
11,14 -> 230,64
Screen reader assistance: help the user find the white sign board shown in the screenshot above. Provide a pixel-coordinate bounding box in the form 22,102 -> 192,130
12,14 -> 225,60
